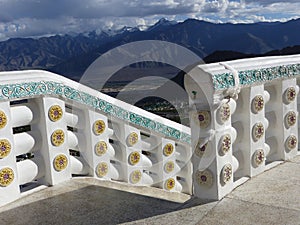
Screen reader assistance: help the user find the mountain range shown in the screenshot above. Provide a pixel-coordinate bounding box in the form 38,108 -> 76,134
1,18 -> 300,81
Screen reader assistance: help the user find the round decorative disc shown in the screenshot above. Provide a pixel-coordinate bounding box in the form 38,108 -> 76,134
0,167 -> 14,187
221,164 -> 232,184
253,149 -> 265,167
0,139 -> 11,159
197,111 -> 211,128
165,178 -> 176,190
252,95 -> 264,113
95,141 -> 108,156
53,154 -> 68,171
195,142 -> 208,158
0,111 -> 7,129
48,105 -> 63,122
286,135 -> 297,151
96,162 -> 109,177
164,161 -> 175,173
285,111 -> 297,127
93,120 -> 106,135
285,87 -> 296,103
129,151 -> 141,165
163,143 -> 174,156
221,134 -> 231,154
219,103 -> 231,123
195,170 -> 213,187
51,129 -> 65,146
130,170 -> 142,184
127,132 -> 139,146
252,123 -> 264,141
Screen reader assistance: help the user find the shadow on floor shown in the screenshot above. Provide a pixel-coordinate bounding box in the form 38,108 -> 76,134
0,185 -> 211,225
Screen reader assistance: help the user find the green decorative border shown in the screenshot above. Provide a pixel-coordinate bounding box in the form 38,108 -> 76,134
0,81 -> 191,144
212,63 -> 300,90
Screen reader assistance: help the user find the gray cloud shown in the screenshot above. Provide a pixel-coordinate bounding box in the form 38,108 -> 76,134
0,0 -> 299,40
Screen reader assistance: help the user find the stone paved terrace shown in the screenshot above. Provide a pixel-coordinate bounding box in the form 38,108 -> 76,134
0,155 -> 299,225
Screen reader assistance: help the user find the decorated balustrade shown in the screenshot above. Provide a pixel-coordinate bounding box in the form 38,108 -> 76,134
1,54 -> 300,207
0,70 -> 192,207
185,54 -> 300,200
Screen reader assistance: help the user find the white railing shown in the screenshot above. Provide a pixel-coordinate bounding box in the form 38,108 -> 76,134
1,54 -> 300,207
0,70 -> 192,206
185,54 -> 300,200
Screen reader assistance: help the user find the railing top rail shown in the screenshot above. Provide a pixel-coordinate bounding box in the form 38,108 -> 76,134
191,54 -> 300,91
0,70 -> 191,144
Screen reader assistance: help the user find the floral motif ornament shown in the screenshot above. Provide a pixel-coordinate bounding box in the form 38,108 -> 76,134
0,167 -> 14,187
196,111 -> 210,128
195,141 -> 209,158
53,154 -> 68,171
165,178 -> 176,190
285,87 -> 297,103
130,170 -> 142,184
127,132 -> 139,146
219,103 -> 230,123
0,139 -> 11,159
164,161 -> 175,173
286,135 -> 297,151
253,149 -> 265,167
0,110 -> 7,129
163,143 -> 174,156
221,164 -> 232,184
195,170 -> 213,187
252,95 -> 264,113
285,111 -> 297,127
51,129 -> 65,146
252,123 -> 264,141
48,105 -> 63,122
95,141 -> 108,156
221,134 -> 231,154
93,120 -> 106,135
96,162 -> 109,177
129,151 -> 141,165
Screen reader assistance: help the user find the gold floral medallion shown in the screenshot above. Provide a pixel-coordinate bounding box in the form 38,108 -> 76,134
0,168 -> 14,187
252,123 -> 264,141
53,154 -> 68,171
95,141 -> 108,156
48,105 -> 63,122
219,103 -> 231,123
221,164 -> 232,184
0,139 -> 11,159
252,95 -> 264,113
253,149 -> 265,167
96,162 -> 109,177
0,111 -> 7,129
127,132 -> 139,146
286,135 -> 297,151
165,178 -> 176,190
163,143 -> 174,156
164,161 -> 175,173
285,111 -> 297,127
93,120 -> 106,135
129,151 -> 141,165
51,129 -> 65,146
130,170 -> 142,184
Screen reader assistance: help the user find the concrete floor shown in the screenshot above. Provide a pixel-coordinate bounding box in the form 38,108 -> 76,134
1,155 -> 300,225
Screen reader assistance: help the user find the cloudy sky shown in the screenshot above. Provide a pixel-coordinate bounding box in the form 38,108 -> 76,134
0,0 -> 299,41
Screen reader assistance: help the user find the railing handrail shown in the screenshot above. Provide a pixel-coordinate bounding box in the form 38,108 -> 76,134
0,70 -> 191,144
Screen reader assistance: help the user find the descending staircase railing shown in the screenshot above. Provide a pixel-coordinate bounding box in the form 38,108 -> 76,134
0,70 -> 192,206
